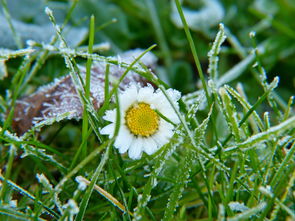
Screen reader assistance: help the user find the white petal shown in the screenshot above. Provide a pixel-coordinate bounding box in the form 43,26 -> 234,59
120,85 -> 138,111
100,124 -> 114,137
160,108 -> 180,124
166,88 -> 181,103
143,137 -> 158,155
103,109 -> 116,122
153,133 -> 169,147
150,91 -> 171,112
153,121 -> 174,146
160,120 -> 175,131
114,126 -> 134,154
137,85 -> 155,103
128,137 -> 143,160
152,91 -> 180,124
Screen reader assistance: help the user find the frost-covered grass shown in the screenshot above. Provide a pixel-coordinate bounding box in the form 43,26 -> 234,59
0,0 -> 295,220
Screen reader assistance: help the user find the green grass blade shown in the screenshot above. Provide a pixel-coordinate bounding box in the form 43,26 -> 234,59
81,15 -> 95,160
174,0 -> 211,104
0,175 -> 60,219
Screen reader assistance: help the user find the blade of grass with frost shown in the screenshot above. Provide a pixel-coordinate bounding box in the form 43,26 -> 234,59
222,77 -> 279,146
250,33 -> 282,117
55,141 -> 105,192
0,48 -> 35,59
81,15 -> 95,160
76,176 -> 132,216
194,104 -> 213,141
159,85 -> 229,172
21,144 -> 67,174
185,92 -> 205,127
261,136 -> 292,189
133,137 -> 183,220
193,105 -> 217,217
263,112 -> 270,130
34,174 -> 56,217
70,127 -> 93,169
75,141 -> 112,221
0,207 -> 46,221
104,64 -> 110,103
227,203 -> 267,221
42,47 -> 156,82
219,87 -> 241,141
164,106 -> 214,220
0,145 -> 15,203
224,161 -> 239,205
217,204 -> 226,221
20,0 -> 79,91
208,23 -> 226,81
259,183 -> 295,220
27,111 -> 73,134
46,7 -> 85,90
225,116 -> 295,152
41,42 -> 159,87
283,96 -> 294,121
0,174 -> 60,219
227,84 -> 264,131
174,0 -> 210,104
0,135 -> 64,157
227,32 -> 288,111
138,60 -> 170,89
46,7 -> 103,141
75,90 -> 120,221
208,80 -> 223,110
270,141 -> 295,188
53,141 -> 108,214
163,149 -> 195,221
0,130 -> 67,173
173,2 -> 220,144
108,162 -> 132,221
1,53 -> 36,135
36,173 -> 54,194
270,170 -> 295,220
239,76 -> 278,127
163,105 -> 213,220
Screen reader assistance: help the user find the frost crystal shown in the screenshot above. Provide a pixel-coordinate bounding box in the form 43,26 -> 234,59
75,176 -> 87,191
44,7 -> 53,16
12,49 -> 157,135
36,173 -> 53,190
249,31 -> 256,38
63,199 -> 79,215
228,201 -> 249,212
9,200 -> 18,208
26,40 -> 36,47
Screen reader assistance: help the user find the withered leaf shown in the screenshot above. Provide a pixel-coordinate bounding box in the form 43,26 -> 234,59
12,49 -> 157,135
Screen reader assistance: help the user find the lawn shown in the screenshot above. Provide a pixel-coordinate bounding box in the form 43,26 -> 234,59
0,0 -> 294,220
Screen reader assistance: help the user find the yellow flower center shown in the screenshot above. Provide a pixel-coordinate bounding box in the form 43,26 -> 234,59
125,103 -> 159,137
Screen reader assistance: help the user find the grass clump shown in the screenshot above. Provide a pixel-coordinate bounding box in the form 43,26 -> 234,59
0,0 -> 294,220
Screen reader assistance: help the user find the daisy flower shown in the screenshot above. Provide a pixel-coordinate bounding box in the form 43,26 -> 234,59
101,84 -> 181,159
